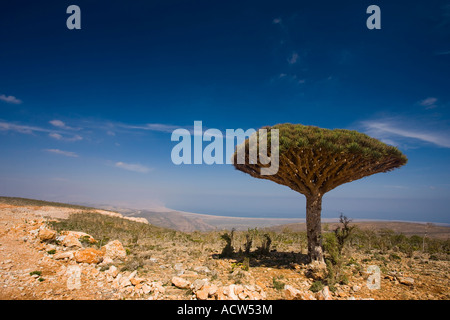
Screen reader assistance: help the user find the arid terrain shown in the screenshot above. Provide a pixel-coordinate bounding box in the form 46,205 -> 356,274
0,197 -> 449,300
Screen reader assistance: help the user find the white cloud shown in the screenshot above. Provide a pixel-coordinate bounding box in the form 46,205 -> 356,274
361,118 -> 450,148
120,123 -> 180,133
49,119 -> 80,130
0,121 -> 52,134
0,94 -> 22,104
49,132 -> 83,142
272,18 -> 282,24
418,97 -> 438,109
45,149 -> 79,157
49,120 -> 66,128
115,162 -> 151,173
49,133 -> 63,140
67,134 -> 83,142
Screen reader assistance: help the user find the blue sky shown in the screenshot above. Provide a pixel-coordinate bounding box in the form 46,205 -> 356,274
1,1 -> 450,223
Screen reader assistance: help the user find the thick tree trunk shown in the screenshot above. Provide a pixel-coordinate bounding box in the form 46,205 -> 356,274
306,194 -> 324,262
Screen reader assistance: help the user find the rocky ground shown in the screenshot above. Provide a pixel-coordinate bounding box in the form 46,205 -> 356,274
0,203 -> 449,300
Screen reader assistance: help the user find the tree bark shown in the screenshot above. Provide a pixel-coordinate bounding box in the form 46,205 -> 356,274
306,194 -> 324,262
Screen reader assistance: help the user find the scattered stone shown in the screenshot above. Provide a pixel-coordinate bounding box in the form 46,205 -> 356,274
196,287 -> 209,300
119,276 -> 132,288
59,234 -> 82,248
398,277 -> 414,286
53,251 -> 74,260
191,279 -> 207,292
62,231 -> 96,243
101,240 -> 127,261
193,266 -> 211,275
74,248 -> 104,264
128,270 -> 137,280
316,286 -> 333,300
38,228 -> 56,241
106,265 -> 119,278
171,276 -> 191,289
305,261 -> 327,280
284,285 -> 316,300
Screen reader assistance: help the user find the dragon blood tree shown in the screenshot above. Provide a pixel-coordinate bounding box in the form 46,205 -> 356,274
233,123 -> 407,262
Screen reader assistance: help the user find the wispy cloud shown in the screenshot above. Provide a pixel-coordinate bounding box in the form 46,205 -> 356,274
49,119 -> 80,130
49,132 -> 83,142
273,73 -> 305,85
0,120 -> 83,142
435,50 -> 450,55
119,123 -> 180,133
0,121 -> 53,134
418,97 -> 438,109
0,94 -> 22,104
115,161 -> 151,173
44,149 -> 79,157
360,118 -> 450,148
272,18 -> 282,25
287,52 -> 299,65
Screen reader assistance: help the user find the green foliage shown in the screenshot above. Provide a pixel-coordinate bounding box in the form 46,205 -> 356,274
220,229 -> 235,258
242,257 -> 250,271
334,214 -> 356,254
309,280 -> 324,293
268,123 -> 407,162
272,276 -> 285,290
231,258 -> 250,272
30,270 -> 42,276
47,249 -> 56,255
243,229 -> 256,255
349,226 -> 450,256
323,215 -> 356,286
256,234 -> 272,256
80,235 -> 94,247
389,253 -> 402,261
49,212 -> 181,248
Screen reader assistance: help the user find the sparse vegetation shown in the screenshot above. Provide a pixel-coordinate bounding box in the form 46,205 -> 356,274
272,276 -> 285,290
309,280 -> 324,293
0,196 -> 95,210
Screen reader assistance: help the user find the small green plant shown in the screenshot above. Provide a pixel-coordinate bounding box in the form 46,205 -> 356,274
272,276 -> 285,290
80,235 -> 94,246
220,229 -> 235,258
309,280 -> 324,293
389,253 -> 401,261
231,262 -> 243,271
30,271 -> 42,276
244,232 -> 253,255
334,214 -> 356,255
231,257 -> 250,272
47,249 -> 56,255
323,214 -> 356,287
38,277 -> 45,282
242,257 -> 250,271
256,234 -> 272,256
